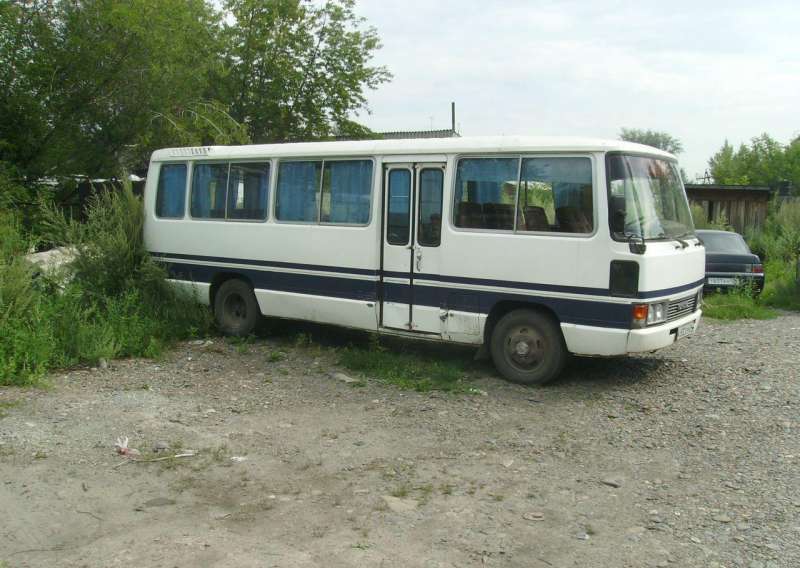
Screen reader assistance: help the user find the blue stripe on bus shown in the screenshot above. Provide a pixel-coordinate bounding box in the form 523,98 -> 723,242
165,262 -> 377,302
162,259 -> 631,329
152,251 -> 702,300
150,251 -> 379,277
384,282 -> 632,329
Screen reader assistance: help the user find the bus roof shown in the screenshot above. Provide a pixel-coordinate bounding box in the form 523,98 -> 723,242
150,135 -> 676,162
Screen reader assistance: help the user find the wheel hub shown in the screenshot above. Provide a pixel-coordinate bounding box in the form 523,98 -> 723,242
224,294 -> 247,322
505,325 -> 545,370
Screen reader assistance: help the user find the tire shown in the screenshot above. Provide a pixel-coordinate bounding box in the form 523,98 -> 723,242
214,279 -> 260,337
489,309 -> 567,385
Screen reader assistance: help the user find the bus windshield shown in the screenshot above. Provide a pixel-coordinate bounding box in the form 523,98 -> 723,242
606,154 -> 694,241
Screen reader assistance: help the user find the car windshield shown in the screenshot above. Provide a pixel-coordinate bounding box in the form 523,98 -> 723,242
698,231 -> 750,254
606,154 -> 694,241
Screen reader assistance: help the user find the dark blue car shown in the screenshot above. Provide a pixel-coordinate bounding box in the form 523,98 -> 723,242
697,229 -> 764,294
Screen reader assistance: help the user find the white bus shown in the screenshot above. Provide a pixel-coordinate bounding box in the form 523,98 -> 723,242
143,136 -> 704,385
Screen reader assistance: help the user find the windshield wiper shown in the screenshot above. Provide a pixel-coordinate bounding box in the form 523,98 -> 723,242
657,232 -> 690,249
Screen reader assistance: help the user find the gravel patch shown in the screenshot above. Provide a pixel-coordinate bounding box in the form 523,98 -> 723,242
1,314 -> 798,567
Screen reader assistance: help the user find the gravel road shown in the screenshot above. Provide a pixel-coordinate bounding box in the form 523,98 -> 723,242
1,314 -> 799,568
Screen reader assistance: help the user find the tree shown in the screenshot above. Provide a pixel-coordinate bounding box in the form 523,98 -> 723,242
707,140 -> 750,184
0,0 -> 390,184
220,0 -> 391,142
619,128 -> 684,155
708,133 -> 798,192
0,0 -> 246,179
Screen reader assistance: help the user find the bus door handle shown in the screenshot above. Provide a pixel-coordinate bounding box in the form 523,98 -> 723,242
414,246 -> 423,271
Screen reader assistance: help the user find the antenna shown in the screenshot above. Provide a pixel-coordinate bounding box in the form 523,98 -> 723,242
451,101 -> 456,133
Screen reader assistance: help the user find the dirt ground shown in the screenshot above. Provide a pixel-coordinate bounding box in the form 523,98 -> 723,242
1,314 -> 799,568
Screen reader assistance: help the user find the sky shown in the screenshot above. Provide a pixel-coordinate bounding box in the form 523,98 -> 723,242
351,0 -> 800,180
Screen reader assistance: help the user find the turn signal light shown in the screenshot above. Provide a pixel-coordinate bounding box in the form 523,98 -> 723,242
752,264 -> 764,274
632,303 -> 649,325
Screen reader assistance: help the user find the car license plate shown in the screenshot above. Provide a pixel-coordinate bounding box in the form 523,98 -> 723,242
676,322 -> 694,339
708,277 -> 737,286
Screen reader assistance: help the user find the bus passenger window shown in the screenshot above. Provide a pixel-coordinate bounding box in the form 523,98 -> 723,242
320,160 -> 373,224
418,168 -> 443,246
453,158 -> 518,230
227,162 -> 270,220
387,169 -> 411,245
518,157 -> 593,233
155,163 -> 187,218
276,161 -> 322,222
191,163 -> 228,219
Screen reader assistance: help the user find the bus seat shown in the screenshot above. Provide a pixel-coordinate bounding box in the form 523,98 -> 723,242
522,206 -> 549,231
482,203 -> 514,229
556,206 -> 592,233
456,202 -> 483,228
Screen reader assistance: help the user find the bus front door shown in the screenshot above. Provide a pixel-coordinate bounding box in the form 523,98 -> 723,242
381,163 -> 446,334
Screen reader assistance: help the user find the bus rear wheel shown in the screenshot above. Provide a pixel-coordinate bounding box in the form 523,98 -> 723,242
214,279 -> 260,336
490,309 -> 567,385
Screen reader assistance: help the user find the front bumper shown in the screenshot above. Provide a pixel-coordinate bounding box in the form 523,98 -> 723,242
626,309 -> 702,352
560,308 -> 702,356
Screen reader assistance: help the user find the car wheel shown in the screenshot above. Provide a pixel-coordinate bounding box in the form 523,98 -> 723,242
214,279 -> 260,336
490,309 -> 567,385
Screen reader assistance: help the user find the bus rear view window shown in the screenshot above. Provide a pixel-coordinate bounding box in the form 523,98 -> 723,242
155,163 -> 187,218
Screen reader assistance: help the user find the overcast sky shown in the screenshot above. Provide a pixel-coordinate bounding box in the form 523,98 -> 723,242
351,0 -> 800,179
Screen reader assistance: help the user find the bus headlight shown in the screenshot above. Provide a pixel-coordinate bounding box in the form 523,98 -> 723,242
646,302 -> 667,325
632,301 -> 668,328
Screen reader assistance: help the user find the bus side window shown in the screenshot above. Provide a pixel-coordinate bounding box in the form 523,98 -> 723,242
155,163 -> 187,218
276,161 -> 322,222
191,163 -> 228,219
418,168 -> 443,246
453,158 -> 518,230
227,162 -> 270,221
519,157 -> 593,234
320,160 -> 373,224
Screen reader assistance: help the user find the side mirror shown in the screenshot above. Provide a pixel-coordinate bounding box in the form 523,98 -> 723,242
628,234 -> 646,255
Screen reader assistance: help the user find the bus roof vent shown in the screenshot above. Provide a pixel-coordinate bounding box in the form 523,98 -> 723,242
169,147 -> 212,157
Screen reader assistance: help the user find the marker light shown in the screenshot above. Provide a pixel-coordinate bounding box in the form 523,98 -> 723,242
632,304 -> 649,328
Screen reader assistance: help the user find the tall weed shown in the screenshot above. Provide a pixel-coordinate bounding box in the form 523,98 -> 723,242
745,200 -> 800,311
0,184 -> 211,385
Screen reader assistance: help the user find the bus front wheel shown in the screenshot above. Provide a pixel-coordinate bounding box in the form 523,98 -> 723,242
214,279 -> 260,336
490,309 -> 567,385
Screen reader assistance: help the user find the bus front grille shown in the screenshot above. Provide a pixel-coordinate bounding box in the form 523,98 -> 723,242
667,295 -> 697,322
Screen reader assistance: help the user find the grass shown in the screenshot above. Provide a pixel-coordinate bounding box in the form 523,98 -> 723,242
267,350 -> 286,363
0,400 -> 21,418
389,484 -> 410,498
702,291 -> 778,320
693,199 -> 799,319
337,339 -> 475,393
0,185 -> 212,386
761,259 -> 800,311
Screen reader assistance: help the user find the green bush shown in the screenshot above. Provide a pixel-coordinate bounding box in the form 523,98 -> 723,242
0,185 -> 211,385
744,200 -> 800,311
761,258 -> 800,311
690,203 -> 731,231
